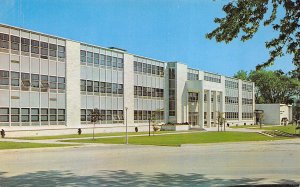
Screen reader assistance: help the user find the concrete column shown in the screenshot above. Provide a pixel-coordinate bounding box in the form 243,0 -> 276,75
207,90 -> 211,128
198,89 -> 204,128
66,41 -> 81,128
214,91 -> 218,126
123,53 -> 134,126
238,80 -> 243,123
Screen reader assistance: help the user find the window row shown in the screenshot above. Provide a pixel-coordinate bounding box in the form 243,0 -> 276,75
203,112 -> 214,120
0,108 -> 65,122
134,61 -> 164,77
242,112 -> 254,119
225,80 -> 239,89
0,70 -> 65,90
0,33 -> 65,58
81,109 -> 123,121
204,75 -> 221,83
134,86 -> 164,98
242,84 -> 253,92
80,80 -> 123,94
225,112 -> 239,120
80,50 -> 123,69
188,92 -> 199,102
242,98 -> 253,105
134,110 -> 164,121
225,96 -> 239,104
187,72 -> 199,80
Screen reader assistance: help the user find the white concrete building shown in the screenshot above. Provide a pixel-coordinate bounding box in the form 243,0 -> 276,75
0,24 -> 255,136
255,104 -> 293,125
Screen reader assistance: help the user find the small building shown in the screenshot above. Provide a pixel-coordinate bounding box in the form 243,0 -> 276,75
255,104 -> 293,125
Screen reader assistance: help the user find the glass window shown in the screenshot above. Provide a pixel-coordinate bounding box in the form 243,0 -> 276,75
118,84 -> 123,94
137,62 -> 142,72
112,57 -> 117,67
0,70 -> 9,85
50,109 -> 57,121
106,56 -> 112,67
11,71 -> 20,86
21,108 -> 29,122
94,81 -> 99,92
58,45 -> 65,58
21,73 -> 30,87
49,44 -> 57,57
147,64 -> 151,74
80,80 -> 86,91
58,109 -> 65,121
11,35 -> 20,51
94,53 -> 99,65
106,83 -> 112,93
100,54 -> 106,65
87,80 -> 93,92
31,74 -> 39,88
58,77 -> 65,90
41,108 -> 48,121
100,82 -> 106,93
0,33 -> 9,49
117,58 -> 123,68
87,52 -> 93,64
49,76 -> 57,89
21,38 -> 30,52
112,83 -> 118,94
134,61 -> 137,71
142,63 -> 147,73
31,108 -> 39,122
81,109 -> 86,121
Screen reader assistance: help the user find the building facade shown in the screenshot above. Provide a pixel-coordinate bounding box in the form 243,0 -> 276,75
0,24 -> 255,135
256,104 -> 293,125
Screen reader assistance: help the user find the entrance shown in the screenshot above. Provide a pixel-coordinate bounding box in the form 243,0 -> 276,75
189,112 -> 198,126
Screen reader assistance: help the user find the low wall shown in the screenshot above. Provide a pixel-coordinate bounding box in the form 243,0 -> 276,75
161,125 -> 190,131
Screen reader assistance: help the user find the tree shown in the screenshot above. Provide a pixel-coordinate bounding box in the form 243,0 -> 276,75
233,70 -> 249,80
206,0 -> 300,70
89,108 -> 101,140
217,112 -> 226,132
249,70 -> 300,104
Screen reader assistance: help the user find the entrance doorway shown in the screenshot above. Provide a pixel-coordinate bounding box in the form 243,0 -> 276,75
189,112 -> 198,126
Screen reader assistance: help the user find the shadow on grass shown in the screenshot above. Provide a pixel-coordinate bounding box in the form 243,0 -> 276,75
0,170 -> 298,186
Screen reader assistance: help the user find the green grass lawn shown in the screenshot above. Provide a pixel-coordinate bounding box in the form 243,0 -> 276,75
231,124 -> 299,134
0,142 -> 75,150
13,131 -> 176,140
63,131 -> 286,146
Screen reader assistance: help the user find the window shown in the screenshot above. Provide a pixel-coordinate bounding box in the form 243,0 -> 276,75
11,108 -> 20,122
58,77 -> 65,90
58,109 -> 65,121
0,108 -> 9,122
80,80 -> 86,91
58,46 -> 65,58
118,110 -> 124,120
100,82 -> 106,93
0,70 -> 9,85
100,110 -> 106,120
87,80 -> 93,92
87,52 -> 93,64
21,108 -> 29,122
49,44 -> 57,57
41,75 -> 49,91
113,110 -> 118,120
49,76 -> 57,89
41,108 -> 48,121
118,84 -> 123,95
81,109 -> 86,121
87,109 -> 92,121
80,50 -> 86,63
0,33 -> 9,49
31,108 -> 39,122
106,110 -> 112,120
106,83 -> 112,93
11,72 -> 20,86
94,53 -> 99,65
112,57 -> 117,67
112,83 -> 118,94
137,62 -> 142,72
188,92 -> 198,102
106,56 -> 112,67
40,42 -> 48,56
94,81 -> 99,92
137,86 -> 142,96
21,73 -> 30,88
31,74 -> 39,88
50,109 -> 57,121
169,69 -> 175,79
147,64 -> 151,74
11,35 -> 20,51
134,61 -> 137,71
21,38 -> 30,52
31,40 -> 39,54
100,54 -> 105,65
117,58 -> 123,68
142,63 -> 147,73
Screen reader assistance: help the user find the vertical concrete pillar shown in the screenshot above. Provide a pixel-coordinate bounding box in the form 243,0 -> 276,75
66,41 -> 81,128
207,90 -> 211,128
214,91 -> 218,126
238,80 -> 243,123
123,53 -> 134,126
198,89 -> 204,128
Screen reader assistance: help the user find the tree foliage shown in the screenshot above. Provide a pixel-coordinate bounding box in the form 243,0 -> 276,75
238,69 -> 300,104
206,0 -> 300,70
233,70 -> 249,80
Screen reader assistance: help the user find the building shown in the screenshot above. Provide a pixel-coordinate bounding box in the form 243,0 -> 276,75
0,24 -> 255,136
255,104 -> 293,125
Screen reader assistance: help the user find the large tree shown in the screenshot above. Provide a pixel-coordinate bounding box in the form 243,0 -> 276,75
248,70 -> 300,104
233,70 -> 249,80
206,0 -> 300,71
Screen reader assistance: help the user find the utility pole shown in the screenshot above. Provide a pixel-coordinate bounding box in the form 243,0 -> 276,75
125,107 -> 128,144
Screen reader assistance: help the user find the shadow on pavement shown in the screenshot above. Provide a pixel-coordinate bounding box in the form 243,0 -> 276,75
0,170 -> 298,186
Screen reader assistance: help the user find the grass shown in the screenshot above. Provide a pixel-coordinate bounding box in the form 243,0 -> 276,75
13,131 -> 176,140
231,124 -> 299,134
0,142 -> 75,150
62,131 -> 287,146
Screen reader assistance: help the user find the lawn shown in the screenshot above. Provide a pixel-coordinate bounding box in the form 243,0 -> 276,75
0,142 -> 75,150
231,124 -> 298,134
13,131 -> 176,140
63,131 -> 286,146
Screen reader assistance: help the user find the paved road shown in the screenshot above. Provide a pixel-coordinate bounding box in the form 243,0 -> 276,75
1,139 -> 300,186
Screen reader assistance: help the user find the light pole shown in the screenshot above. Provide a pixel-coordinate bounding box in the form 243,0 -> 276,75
125,107 -> 128,144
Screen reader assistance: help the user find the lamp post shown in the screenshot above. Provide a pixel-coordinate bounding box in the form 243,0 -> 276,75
125,107 -> 128,144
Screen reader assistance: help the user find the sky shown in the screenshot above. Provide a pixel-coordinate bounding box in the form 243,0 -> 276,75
0,0 -> 295,77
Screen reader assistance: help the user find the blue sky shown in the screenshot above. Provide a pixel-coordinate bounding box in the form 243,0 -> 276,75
0,0 -> 295,77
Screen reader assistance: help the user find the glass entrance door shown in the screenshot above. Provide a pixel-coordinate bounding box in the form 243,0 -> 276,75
189,112 -> 198,126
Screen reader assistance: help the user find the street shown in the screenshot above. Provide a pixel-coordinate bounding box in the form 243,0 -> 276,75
1,139 -> 300,186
